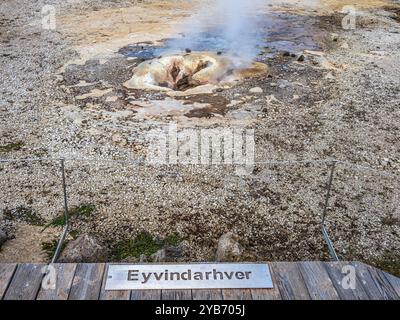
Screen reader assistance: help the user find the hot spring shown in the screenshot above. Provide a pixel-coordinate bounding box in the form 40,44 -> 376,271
124,51 -> 269,93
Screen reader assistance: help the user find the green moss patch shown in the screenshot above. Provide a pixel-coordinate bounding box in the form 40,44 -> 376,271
372,251 -> 400,278
381,214 -> 400,227
3,206 -> 45,226
69,203 -> 96,217
113,232 -> 161,260
41,239 -> 69,260
164,234 -> 181,246
0,141 -> 24,153
41,203 -> 95,232
112,232 -> 182,261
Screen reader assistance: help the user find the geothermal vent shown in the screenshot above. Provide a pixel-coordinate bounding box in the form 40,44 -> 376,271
124,51 -> 268,92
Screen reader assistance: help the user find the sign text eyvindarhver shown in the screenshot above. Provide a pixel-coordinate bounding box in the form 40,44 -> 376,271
105,263 -> 273,290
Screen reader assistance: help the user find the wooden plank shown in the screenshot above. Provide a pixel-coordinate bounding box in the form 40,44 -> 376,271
364,264 -> 399,300
0,264 -> 17,299
299,262 -> 340,300
272,262 -> 311,300
162,289 -> 192,300
251,263 -> 281,300
222,289 -> 252,300
353,262 -> 398,300
322,262 -> 369,300
370,268 -> 400,300
99,264 -> 130,300
192,289 -> 223,300
69,263 -> 105,300
37,264 -> 77,300
131,290 -> 162,300
3,262 -> 395,301
382,271 -> 400,298
3,263 -> 44,300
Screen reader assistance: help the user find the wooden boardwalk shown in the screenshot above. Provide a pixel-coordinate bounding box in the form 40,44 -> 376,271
0,262 -> 399,300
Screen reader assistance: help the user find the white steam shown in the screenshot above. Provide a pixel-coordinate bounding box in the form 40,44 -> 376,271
166,0 -> 266,66
215,0 -> 264,62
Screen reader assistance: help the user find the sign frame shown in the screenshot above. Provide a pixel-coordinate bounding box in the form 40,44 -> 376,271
105,263 -> 273,290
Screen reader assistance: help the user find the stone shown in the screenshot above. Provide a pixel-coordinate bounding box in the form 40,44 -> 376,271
58,234 -> 109,263
341,42 -> 349,49
227,100 -> 242,107
249,87 -> 263,94
0,229 -> 7,247
381,158 -> 390,166
105,96 -> 118,102
297,55 -> 305,62
151,249 -> 166,262
151,245 -> 182,262
325,72 -> 336,81
216,232 -> 244,262
315,57 -> 338,70
304,50 -> 325,57
370,51 -> 388,56
112,134 -> 128,146
278,80 -> 289,89
229,110 -> 257,120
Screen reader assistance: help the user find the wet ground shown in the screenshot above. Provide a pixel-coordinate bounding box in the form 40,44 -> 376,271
59,9 -> 327,122
118,11 -> 320,60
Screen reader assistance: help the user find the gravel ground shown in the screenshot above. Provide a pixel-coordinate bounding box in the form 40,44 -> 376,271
0,0 -> 399,274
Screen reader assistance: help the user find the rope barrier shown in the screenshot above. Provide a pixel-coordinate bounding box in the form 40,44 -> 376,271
0,156 -> 398,177
0,156 -> 398,262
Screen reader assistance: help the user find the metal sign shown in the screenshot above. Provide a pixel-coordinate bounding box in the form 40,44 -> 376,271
105,263 -> 273,290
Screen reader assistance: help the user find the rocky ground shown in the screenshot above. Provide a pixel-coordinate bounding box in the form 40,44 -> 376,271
0,0 -> 399,276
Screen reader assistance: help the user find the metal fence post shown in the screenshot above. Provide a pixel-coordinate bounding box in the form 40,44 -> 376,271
51,158 -> 70,263
321,160 -> 339,261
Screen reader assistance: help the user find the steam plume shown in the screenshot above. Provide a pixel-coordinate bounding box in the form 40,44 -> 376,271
165,0 -> 265,66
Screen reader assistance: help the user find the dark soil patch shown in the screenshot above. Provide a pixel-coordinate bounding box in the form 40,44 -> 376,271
179,94 -> 229,118
384,6 -> 400,23
63,57 -> 134,87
